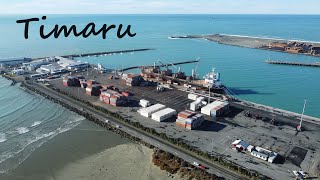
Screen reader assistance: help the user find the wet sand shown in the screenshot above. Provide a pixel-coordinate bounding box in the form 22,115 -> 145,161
0,120 -> 130,180
53,144 -> 178,180
0,120 -> 176,180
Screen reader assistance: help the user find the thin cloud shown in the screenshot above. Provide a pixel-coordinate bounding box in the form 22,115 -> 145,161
0,0 -> 319,14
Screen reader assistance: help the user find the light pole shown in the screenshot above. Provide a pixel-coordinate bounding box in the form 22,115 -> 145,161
297,100 -> 307,131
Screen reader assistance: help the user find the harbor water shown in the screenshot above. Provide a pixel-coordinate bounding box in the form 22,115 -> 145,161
1,14 -> 319,117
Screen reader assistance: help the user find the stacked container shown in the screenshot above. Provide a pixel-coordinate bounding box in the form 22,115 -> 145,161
100,89 -> 127,106
138,104 -> 165,117
126,74 -> 143,86
62,76 -> 80,87
86,79 -> 98,86
190,96 -> 206,111
151,108 -> 176,122
79,79 -> 87,88
176,110 -> 197,128
86,84 -> 102,96
201,100 -> 230,117
175,110 -> 204,130
185,114 -> 204,130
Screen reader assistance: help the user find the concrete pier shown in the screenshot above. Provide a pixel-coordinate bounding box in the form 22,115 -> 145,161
266,60 -> 320,67
119,59 -> 199,71
33,48 -> 154,60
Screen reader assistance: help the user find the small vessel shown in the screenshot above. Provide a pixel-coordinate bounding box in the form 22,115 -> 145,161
203,67 -> 221,88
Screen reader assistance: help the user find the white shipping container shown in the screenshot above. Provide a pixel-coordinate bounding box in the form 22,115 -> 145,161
151,108 -> 177,122
190,101 -> 201,111
188,94 -> 198,100
139,99 -> 151,107
139,104 -> 166,117
196,96 -> 205,102
201,101 -> 229,117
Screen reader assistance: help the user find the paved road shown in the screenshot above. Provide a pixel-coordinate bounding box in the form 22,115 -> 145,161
28,81 -> 246,180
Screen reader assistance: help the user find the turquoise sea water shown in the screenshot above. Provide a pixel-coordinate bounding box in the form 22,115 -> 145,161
0,14 -> 319,119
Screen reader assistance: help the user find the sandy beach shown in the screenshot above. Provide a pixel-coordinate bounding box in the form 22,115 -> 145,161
53,143 -> 179,180
0,120 -> 177,180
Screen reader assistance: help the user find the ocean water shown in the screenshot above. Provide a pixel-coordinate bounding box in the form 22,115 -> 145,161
0,14 -> 319,119
0,78 -> 85,173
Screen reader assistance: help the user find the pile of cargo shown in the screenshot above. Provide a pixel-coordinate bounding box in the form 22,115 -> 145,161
125,74 -> 144,86
86,84 -> 102,96
100,89 -> 127,106
151,108 -> 177,122
201,100 -> 230,117
176,110 -> 204,130
138,104 -> 165,118
62,76 -> 80,87
190,96 -> 206,111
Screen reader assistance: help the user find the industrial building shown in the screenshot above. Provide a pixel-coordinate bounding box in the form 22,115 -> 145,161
11,69 -> 25,75
56,56 -> 89,70
0,57 -> 32,67
231,139 -> 249,151
22,59 -> 51,71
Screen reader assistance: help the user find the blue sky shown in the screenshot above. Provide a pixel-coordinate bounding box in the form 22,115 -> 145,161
1,0 -> 319,14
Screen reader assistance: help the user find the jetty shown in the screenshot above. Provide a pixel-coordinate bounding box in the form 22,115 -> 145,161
119,59 -> 199,72
265,60 -> 320,68
33,48 -> 154,60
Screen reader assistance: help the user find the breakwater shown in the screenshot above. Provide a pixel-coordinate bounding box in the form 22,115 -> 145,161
119,59 -> 199,71
266,60 -> 320,68
33,48 -> 154,60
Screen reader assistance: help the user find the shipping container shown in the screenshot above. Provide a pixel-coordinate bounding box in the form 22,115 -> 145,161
139,99 -> 151,108
151,108 -> 177,122
177,110 -> 196,119
190,101 -> 202,111
201,101 -> 229,117
188,94 -> 198,100
139,104 -> 165,117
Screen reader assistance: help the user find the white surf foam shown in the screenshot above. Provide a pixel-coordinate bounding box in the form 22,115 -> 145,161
0,133 -> 6,143
0,116 -> 85,173
16,127 -> 29,134
30,121 -> 43,127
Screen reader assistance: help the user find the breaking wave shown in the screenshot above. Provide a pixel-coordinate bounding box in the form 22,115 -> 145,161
0,134 -> 6,143
16,127 -> 29,134
30,121 -> 42,127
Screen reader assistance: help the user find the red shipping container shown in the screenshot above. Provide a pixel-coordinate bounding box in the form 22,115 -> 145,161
121,92 -> 130,97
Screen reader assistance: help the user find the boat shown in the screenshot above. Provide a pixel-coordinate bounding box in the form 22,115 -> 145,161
203,67 -> 221,89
